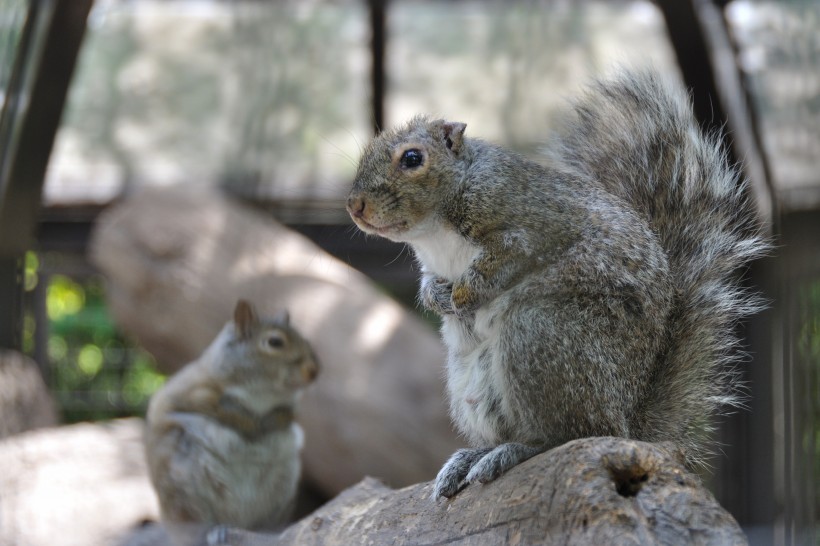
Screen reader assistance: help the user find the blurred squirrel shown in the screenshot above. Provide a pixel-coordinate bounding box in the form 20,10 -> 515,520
144,299 -> 319,544
346,70 -> 769,498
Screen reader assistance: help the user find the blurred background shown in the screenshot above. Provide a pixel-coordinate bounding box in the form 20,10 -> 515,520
0,1 -> 817,545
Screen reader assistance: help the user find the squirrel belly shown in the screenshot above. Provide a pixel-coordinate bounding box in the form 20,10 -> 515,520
154,412 -> 303,528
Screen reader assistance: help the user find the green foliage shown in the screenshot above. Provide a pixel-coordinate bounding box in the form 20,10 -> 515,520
26,254 -> 165,423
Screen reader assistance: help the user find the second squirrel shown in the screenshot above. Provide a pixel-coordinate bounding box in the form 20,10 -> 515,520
347,70 -> 768,498
144,300 -> 319,544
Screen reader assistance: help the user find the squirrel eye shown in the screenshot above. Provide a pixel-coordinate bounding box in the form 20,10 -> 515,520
399,149 -> 424,169
265,334 -> 285,350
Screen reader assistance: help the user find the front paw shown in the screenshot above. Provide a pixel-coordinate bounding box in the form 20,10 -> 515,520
420,275 -> 455,315
451,280 -> 480,317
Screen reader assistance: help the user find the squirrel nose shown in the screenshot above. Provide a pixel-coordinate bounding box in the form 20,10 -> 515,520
346,195 -> 366,218
302,354 -> 319,383
305,366 -> 318,382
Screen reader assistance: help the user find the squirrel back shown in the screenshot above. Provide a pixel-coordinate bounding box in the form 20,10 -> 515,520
547,71 -> 769,463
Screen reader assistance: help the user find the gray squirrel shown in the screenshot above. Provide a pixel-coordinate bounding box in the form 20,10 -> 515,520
143,300 -> 319,545
346,70 -> 769,498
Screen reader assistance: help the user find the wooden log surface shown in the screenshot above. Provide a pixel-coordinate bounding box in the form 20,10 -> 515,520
206,437 -> 748,546
88,187 -> 462,496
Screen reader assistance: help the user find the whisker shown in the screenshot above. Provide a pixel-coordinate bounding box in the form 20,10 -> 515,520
320,134 -> 358,167
385,244 -> 411,267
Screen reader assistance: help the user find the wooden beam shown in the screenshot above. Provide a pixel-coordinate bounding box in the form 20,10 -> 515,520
655,0 -> 774,228
0,0 -> 92,350
368,0 -> 387,133
0,0 -> 93,257
0,257 -> 23,349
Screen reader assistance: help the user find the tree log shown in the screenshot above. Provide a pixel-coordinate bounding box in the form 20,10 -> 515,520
88,187 -> 462,496
208,437 -> 747,546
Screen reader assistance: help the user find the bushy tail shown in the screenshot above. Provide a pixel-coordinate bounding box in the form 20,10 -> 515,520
550,70 -> 770,465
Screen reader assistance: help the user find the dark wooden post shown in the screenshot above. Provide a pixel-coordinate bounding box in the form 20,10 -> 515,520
0,0 -> 93,349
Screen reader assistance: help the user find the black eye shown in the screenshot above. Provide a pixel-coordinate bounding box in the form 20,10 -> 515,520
266,335 -> 285,349
399,149 -> 424,169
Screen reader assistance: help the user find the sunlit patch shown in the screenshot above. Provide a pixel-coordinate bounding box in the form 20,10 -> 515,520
354,301 -> 403,353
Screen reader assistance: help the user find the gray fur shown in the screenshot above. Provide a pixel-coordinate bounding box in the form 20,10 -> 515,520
347,70 -> 769,498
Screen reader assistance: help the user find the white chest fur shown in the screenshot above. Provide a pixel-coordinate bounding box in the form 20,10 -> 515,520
409,220 -> 509,446
409,221 -> 480,280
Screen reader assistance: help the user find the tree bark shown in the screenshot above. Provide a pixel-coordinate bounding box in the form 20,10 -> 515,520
207,437 -> 748,546
88,187 -> 462,496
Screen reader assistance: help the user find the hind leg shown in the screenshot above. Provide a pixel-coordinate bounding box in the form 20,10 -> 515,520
433,447 -> 492,498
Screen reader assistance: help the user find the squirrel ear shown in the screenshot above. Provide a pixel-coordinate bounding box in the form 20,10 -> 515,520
233,299 -> 258,339
442,121 -> 466,153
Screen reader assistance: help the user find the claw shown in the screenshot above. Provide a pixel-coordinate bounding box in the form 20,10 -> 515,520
433,447 -> 492,499
434,444 -> 544,498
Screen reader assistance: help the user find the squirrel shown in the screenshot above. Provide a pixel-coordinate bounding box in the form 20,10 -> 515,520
143,299 -> 319,544
346,70 -> 769,499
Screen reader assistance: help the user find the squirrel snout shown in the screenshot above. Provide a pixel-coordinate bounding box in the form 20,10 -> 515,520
346,195 -> 366,219
302,356 -> 319,383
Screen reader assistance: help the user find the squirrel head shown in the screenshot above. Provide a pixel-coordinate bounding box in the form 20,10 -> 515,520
220,299 -> 320,393
347,116 -> 468,242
